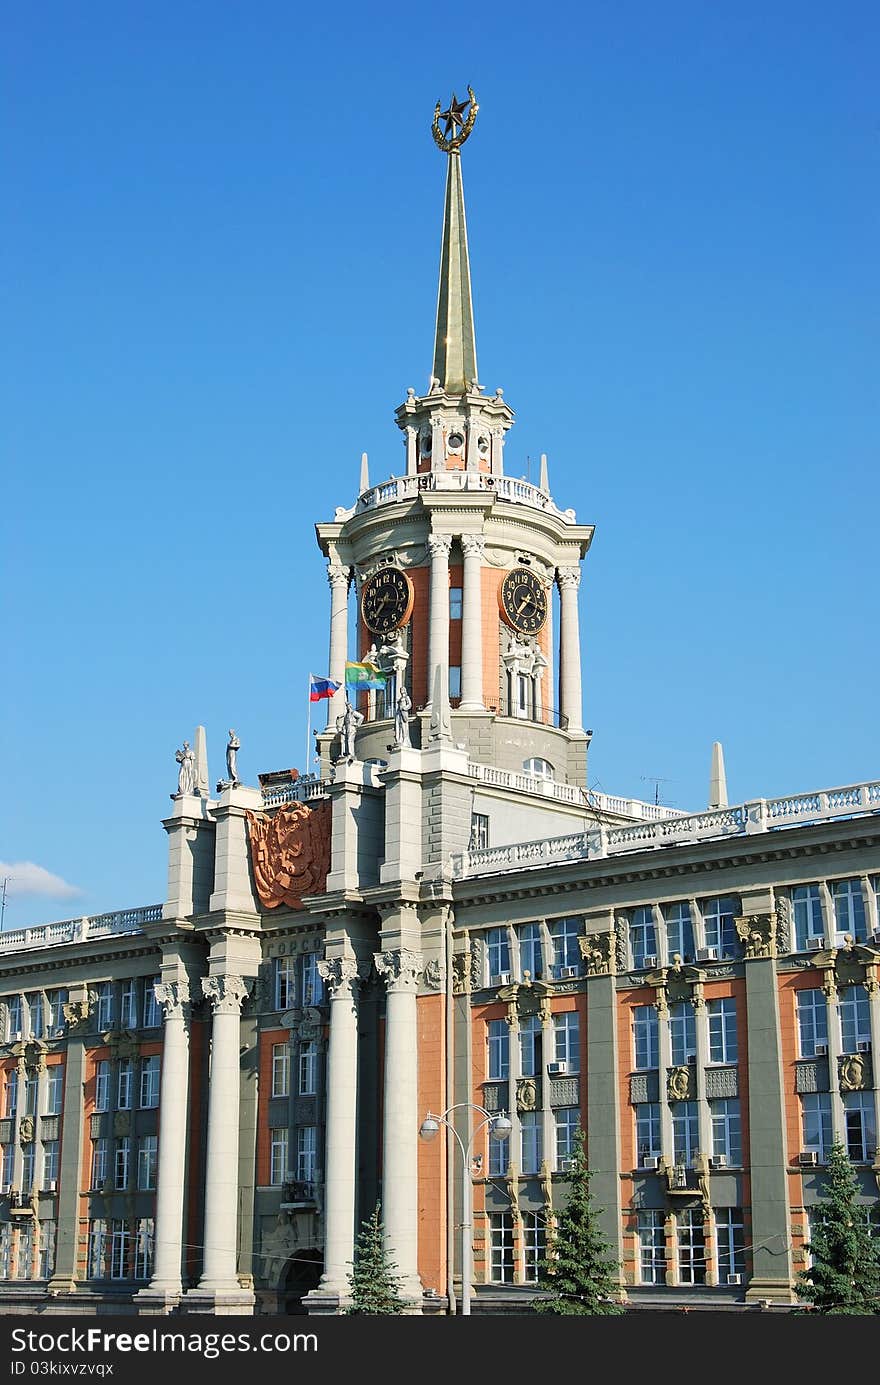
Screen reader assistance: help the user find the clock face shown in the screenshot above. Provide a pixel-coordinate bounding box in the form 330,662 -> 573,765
361,566 -> 414,635
499,567 -> 548,635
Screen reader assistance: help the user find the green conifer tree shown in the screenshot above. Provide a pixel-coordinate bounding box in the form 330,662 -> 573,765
534,1129 -> 624,1314
345,1203 -> 407,1314
797,1141 -> 880,1314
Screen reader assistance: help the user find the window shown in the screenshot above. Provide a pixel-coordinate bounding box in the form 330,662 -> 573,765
120,980 -> 137,1030
25,1075 -> 38,1116
115,1138 -> 131,1190
519,1016 -> 542,1077
677,1209 -> 706,1285
672,1102 -> 699,1166
299,1041 -> 318,1096
6,996 -> 22,1040
710,1099 -> 742,1165
515,674 -> 531,718
46,989 -> 67,1035
470,812 -> 489,850
38,1221 -> 56,1281
523,1212 -> 546,1283
669,1002 -> 696,1066
4,1070 -> 17,1119
91,1139 -> 108,1190
707,998 -> 738,1063
487,927 -> 510,981
88,1220 -> 107,1279
555,1108 -> 579,1164
449,665 -> 462,699
45,1066 -> 63,1115
275,957 -> 295,1012
296,1127 -> 317,1185
520,1111 -> 543,1174
26,992 -> 44,1040
518,923 -> 543,980
94,1061 -> 110,1113
110,1221 -> 131,1280
143,978 -> 161,1029
839,986 -> 871,1054
135,1219 -> 154,1279
843,1092 -> 876,1163
300,952 -> 325,1008
272,1043 -> 290,1098
21,1144 -> 35,1192
701,897 -> 738,955
629,907 -> 657,970
664,902 -> 694,962
95,983 -> 114,1031
549,918 -> 582,977
523,758 -> 554,780
117,1059 -> 133,1110
41,1142 -> 59,1189
140,1056 -> 160,1109
635,1104 -> 661,1165
487,1020 -> 509,1081
16,1223 -> 34,1280
270,1129 -> 288,1186
449,586 -> 462,620
553,1013 -> 580,1071
1,1145 -> 14,1192
638,1210 -> 666,1285
797,990 -> 829,1058
633,1006 -> 659,1070
800,1093 -> 833,1161
138,1136 -> 158,1191
832,878 -> 867,944
489,1214 -> 515,1284
715,1209 -> 745,1281
793,885 -> 825,950
489,1125 -> 508,1177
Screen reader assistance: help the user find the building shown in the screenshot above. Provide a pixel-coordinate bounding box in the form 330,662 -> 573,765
1,91 -> 878,1315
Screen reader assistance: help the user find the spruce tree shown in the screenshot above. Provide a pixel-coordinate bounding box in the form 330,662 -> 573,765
797,1141 -> 880,1314
534,1129 -> 624,1314
345,1203 -> 407,1314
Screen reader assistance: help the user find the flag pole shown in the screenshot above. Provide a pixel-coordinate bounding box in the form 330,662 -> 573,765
306,674 -> 312,777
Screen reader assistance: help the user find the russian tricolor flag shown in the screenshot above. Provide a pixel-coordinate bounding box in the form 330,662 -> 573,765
309,673 -> 342,702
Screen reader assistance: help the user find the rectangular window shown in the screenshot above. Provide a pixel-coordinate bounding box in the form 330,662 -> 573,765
45,1065 -> 63,1116
143,978 -> 161,1029
95,983 -> 114,1031
41,1142 -> 59,1189
139,1055 -> 160,1109
669,1002 -> 696,1066
677,1208 -> 706,1285
797,990 -> 829,1058
633,1006 -> 659,1070
275,957 -> 295,1011
3,1070 -> 17,1119
1,1145 -> 14,1192
120,980 -> 137,1030
800,1093 -> 833,1161
26,992 -> 45,1040
549,917 -> 582,976
298,1040 -> 318,1096
707,997 -> 738,1063
832,878 -> 867,944
0,1224 -> 10,1277
519,1016 -> 542,1077
629,906 -> 657,969
270,1128 -> 288,1186
138,1135 -> 158,1191
672,1102 -> 699,1166
518,923 -> 543,980
449,665 -> 462,700
110,1220 -> 131,1280
449,586 -> 463,620
555,1108 -> 579,1164
635,1103 -> 661,1165
520,1111 -> 543,1174
25,1075 -> 38,1116
115,1138 -> 131,1191
487,1020 -> 509,1081
638,1210 -> 666,1285
487,927 -> 511,981
117,1059 -> 133,1110
523,1211 -> 546,1283
135,1219 -> 154,1279
553,1013 -> 580,1071
793,885 -> 825,950
470,812 -> 489,850
489,1124 -> 508,1177
839,986 -> 871,1054
489,1214 -> 515,1284
843,1092 -> 876,1163
91,1139 -> 108,1191
38,1220 -> 56,1281
710,1099 -> 742,1166
300,952 -> 325,1008
272,1043 -> 290,1098
296,1127 -> 317,1185
715,1209 -> 745,1281
94,1061 -> 110,1113
664,901 -> 695,962
701,896 -> 738,956
16,1223 -> 34,1280
46,989 -> 67,1035
21,1144 -> 35,1191
6,996 -> 22,1041
87,1220 -> 107,1280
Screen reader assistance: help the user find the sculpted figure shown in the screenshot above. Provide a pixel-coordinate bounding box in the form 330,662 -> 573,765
175,741 -> 195,795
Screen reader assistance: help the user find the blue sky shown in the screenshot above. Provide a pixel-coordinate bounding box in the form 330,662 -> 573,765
3,2 -> 877,928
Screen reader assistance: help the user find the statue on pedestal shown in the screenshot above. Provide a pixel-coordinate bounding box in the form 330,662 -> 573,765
175,741 -> 195,796
226,730 -> 241,784
394,687 -> 412,748
337,700 -> 364,762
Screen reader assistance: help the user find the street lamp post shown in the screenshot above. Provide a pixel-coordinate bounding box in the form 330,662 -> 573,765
419,1103 -> 512,1316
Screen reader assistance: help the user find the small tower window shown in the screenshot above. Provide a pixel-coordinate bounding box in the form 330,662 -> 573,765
523,758 -> 554,781
449,587 -> 462,620
449,666 -> 462,700
447,432 -> 464,451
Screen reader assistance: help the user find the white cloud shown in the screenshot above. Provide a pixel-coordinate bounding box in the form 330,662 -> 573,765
0,862 -> 81,900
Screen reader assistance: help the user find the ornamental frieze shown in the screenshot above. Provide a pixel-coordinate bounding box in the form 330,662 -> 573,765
735,913 -> 775,960
516,1078 -> 538,1112
666,1066 -> 695,1102
839,1053 -> 871,1093
245,799 -> 331,911
579,931 -> 613,976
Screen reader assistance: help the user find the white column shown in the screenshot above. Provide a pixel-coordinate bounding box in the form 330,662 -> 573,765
459,534 -> 485,712
405,426 -> 417,475
426,535 -> 452,709
197,975 -> 248,1291
557,567 -> 584,733
146,981 -> 191,1294
866,973 -> 880,1174
823,977 -> 846,1145
326,561 -> 350,728
315,957 -> 361,1297
374,949 -> 422,1298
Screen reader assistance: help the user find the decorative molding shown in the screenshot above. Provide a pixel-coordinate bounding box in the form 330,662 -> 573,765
113,1111 -> 131,1138
317,957 -> 360,998
422,959 -> 444,991
374,949 -> 422,994
427,534 -> 453,560
666,1066 -> 695,1102
470,936 -> 484,991
451,954 -> 470,996
775,895 -> 792,954
460,534 -> 486,560
62,999 -> 90,1028
735,913 -> 776,960
579,931 -> 613,977
615,917 -> 629,972
19,1115 -> 34,1145
549,1077 -> 580,1108
794,1060 -> 826,1095
153,980 -> 191,1023
516,1078 -> 538,1112
556,567 -> 581,591
326,561 -> 350,590
201,975 -> 249,1015
839,1053 -> 871,1093
704,1066 -> 738,1099
245,800 -> 331,911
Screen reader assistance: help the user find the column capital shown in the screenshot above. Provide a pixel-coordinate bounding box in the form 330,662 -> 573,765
327,560 -> 351,589
201,974 -> 249,1015
427,534 -> 453,560
461,533 -> 486,559
374,948 -> 422,994
557,566 -> 581,590
154,980 -> 191,1023
318,956 -> 362,999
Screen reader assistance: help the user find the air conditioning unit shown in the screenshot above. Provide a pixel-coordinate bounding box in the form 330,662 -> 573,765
558,1158 -> 574,1172
696,947 -> 718,962
814,1043 -> 828,1057
547,1061 -> 568,1076
857,1040 -> 872,1053
710,1154 -> 728,1168
806,936 -> 823,951
560,966 -> 579,979
641,1155 -> 660,1170
686,1052 -> 697,1063
641,955 -> 657,969
726,1273 -> 742,1286
492,972 -> 511,987
798,1150 -> 819,1167
47,1180 -> 57,1192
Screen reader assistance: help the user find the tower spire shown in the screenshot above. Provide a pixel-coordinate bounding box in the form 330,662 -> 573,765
431,88 -> 479,396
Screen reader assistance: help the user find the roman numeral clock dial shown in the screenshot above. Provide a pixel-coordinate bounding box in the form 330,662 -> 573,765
360,566 -> 415,635
499,567 -> 548,635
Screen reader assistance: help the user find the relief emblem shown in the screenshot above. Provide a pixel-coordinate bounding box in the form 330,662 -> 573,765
245,800 -> 331,910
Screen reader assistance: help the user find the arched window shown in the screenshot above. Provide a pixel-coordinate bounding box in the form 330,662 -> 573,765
523,757 -> 554,780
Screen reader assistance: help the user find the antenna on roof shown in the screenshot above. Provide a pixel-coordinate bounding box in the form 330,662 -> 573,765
640,775 -> 675,807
